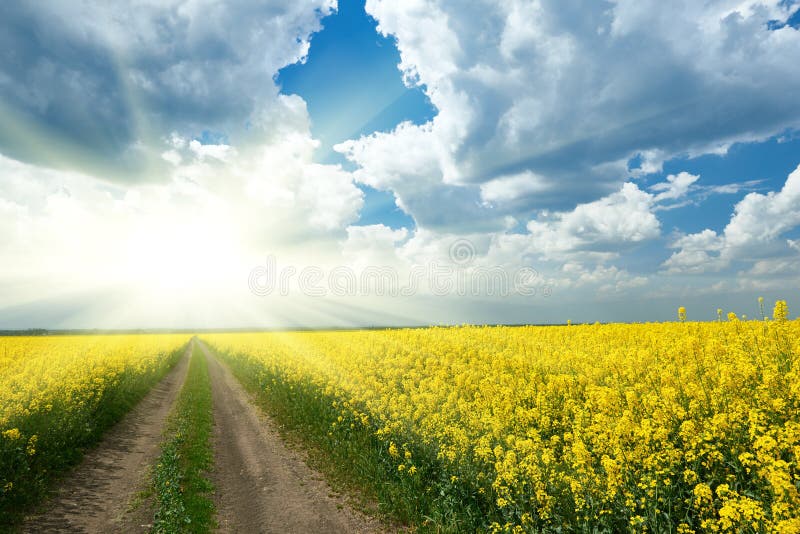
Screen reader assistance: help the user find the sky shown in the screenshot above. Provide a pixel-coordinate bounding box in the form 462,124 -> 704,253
1,0 -> 799,329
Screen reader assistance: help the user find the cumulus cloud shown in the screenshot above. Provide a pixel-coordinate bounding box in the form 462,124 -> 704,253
0,0 -> 335,178
336,171 -> 704,299
336,0 -> 800,229
340,224 -> 410,273
526,183 -> 661,256
723,164 -> 800,248
663,163 -> 800,273
746,258 -> 800,276
651,172 -> 700,202
662,230 -> 726,274
334,120 -> 508,232
480,171 -> 551,206
557,263 -> 649,294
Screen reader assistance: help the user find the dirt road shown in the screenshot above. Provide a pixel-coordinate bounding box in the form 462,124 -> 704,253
198,341 -> 382,533
19,339 -> 382,533
21,342 -> 192,533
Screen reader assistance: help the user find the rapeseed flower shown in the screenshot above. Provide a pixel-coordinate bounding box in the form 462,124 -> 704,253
203,308 -> 800,532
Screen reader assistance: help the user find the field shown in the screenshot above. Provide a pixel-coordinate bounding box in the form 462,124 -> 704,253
0,334 -> 187,523
1,309 -> 798,532
204,313 -> 800,533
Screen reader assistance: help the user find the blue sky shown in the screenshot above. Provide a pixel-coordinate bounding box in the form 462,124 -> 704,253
655,135 -> 800,232
0,0 -> 799,328
277,0 -> 435,163
277,0 -> 432,230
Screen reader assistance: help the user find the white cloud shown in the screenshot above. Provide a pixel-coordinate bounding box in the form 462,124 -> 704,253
723,164 -> 800,248
663,163 -> 800,273
189,140 -> 235,162
335,121 -> 442,191
651,172 -> 700,202
673,229 -> 724,252
526,182 -> 661,256
662,249 -> 725,275
161,149 -> 183,166
480,171 -> 551,205
364,174 -> 698,291
556,263 -> 649,294
747,258 -> 800,276
342,224 -> 409,270
299,164 -> 365,231
338,0 -> 800,231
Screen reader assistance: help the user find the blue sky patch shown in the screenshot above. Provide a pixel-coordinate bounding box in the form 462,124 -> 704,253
277,0 -> 435,163
651,134 -> 800,235
277,0 -> 434,230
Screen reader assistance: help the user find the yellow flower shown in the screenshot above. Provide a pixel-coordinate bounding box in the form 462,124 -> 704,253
2,428 -> 21,440
0,333 -> 186,512
197,309 -> 800,533
26,435 -> 37,456
693,483 -> 713,506
773,300 -> 789,322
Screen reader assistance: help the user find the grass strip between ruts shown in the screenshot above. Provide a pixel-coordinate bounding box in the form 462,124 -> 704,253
151,342 -> 216,533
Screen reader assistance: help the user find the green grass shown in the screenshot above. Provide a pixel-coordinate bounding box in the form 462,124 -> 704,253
151,343 -> 216,533
205,342 -> 491,533
0,345 -> 186,530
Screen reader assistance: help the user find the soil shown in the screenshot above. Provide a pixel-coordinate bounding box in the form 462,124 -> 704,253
21,338 -> 385,533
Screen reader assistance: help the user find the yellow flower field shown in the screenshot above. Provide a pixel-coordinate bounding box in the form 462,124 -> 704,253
205,313 -> 800,532
0,334 -> 187,519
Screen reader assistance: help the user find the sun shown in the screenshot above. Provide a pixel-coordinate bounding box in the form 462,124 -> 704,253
122,214 -> 242,295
